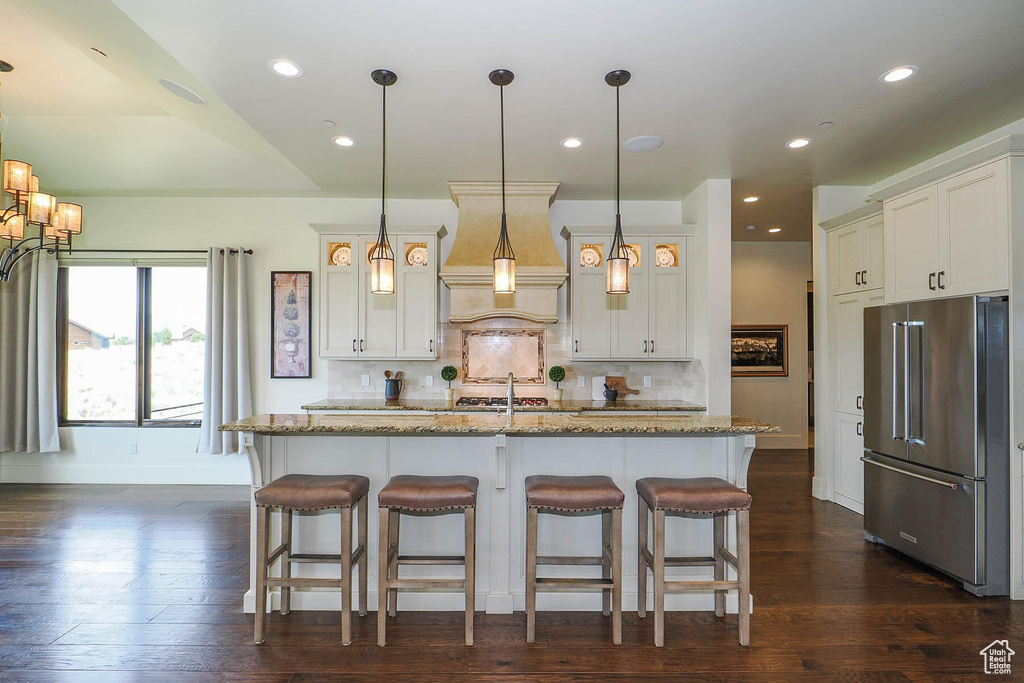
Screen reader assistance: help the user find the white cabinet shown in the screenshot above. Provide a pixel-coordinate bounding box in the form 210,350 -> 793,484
318,226 -> 443,360
566,229 -> 691,361
833,411 -> 865,513
828,213 -> 884,295
884,158 -> 1008,303
831,289 -> 884,416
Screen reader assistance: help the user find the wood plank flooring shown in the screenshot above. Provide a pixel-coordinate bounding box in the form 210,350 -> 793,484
0,450 -> 1017,681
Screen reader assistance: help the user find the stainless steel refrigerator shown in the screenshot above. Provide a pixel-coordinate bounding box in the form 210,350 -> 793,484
862,295 -> 1009,595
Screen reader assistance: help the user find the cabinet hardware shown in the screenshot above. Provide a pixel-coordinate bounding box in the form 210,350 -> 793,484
855,271 -> 861,286
862,457 -> 958,490
574,340 -> 579,353
937,270 -> 945,290
928,272 -> 936,290
856,395 -> 863,410
650,339 -> 655,353
429,339 -> 433,353
643,340 -> 648,353
856,422 -> 862,437
352,339 -> 357,353
359,339 -> 364,352
861,270 -> 867,285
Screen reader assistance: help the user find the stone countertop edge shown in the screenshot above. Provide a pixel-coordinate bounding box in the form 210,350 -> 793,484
219,413 -> 780,435
300,399 -> 707,412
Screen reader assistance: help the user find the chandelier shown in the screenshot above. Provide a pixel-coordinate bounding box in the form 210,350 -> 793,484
1,60 -> 83,282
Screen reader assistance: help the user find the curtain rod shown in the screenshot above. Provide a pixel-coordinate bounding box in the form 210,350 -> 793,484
56,248 -> 254,255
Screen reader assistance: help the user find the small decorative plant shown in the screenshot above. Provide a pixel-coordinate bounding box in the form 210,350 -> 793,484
548,365 -> 565,389
440,365 -> 458,401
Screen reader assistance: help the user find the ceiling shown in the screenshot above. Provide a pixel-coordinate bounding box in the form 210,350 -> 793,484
4,0 -> 1024,242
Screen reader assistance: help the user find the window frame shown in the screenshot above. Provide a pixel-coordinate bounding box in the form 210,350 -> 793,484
57,264 -> 205,428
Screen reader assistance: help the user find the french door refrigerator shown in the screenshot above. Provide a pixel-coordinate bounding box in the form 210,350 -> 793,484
862,295 -> 1009,595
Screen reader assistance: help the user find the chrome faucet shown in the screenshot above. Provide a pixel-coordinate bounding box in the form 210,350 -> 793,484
506,372 -> 515,417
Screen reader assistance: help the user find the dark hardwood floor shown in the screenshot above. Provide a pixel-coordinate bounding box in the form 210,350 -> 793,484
0,450 -> 1018,681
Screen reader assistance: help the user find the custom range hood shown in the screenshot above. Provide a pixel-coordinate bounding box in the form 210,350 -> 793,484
441,181 -> 567,323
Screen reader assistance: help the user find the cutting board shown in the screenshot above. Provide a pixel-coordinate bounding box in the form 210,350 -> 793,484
591,376 -> 640,400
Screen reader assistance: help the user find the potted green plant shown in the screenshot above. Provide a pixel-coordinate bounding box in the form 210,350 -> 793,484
441,365 -> 458,402
548,365 -> 566,402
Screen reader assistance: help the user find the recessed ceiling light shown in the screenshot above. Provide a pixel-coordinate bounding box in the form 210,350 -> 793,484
743,196 -> 759,203
332,136 -> 355,147
818,121 -> 833,128
269,59 -> 303,78
624,135 -> 662,153
880,65 -> 918,83
561,137 -> 583,149
768,227 -> 782,233
785,137 -> 811,149
158,78 -> 206,104
745,224 -> 757,231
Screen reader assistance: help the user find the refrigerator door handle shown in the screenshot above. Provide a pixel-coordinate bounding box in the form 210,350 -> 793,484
861,456 -> 958,490
892,322 -> 903,441
905,321 -> 925,446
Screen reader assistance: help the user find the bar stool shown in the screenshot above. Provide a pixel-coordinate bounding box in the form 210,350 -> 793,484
377,474 -> 479,646
253,474 -> 370,645
636,477 -> 752,647
525,475 -> 624,644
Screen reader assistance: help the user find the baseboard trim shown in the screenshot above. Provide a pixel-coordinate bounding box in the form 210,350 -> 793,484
812,476 -> 831,501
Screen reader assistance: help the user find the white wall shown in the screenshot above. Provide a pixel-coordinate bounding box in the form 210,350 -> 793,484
731,242 -> 811,449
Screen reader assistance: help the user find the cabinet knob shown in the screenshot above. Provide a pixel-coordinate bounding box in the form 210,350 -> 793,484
928,272 -> 936,291
937,270 -> 945,290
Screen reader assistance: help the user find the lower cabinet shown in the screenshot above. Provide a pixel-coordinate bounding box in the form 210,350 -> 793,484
833,411 -> 865,514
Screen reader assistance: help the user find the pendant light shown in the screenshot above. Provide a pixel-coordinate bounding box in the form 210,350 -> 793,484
489,69 -> 515,294
606,69 -> 631,295
369,69 -> 397,295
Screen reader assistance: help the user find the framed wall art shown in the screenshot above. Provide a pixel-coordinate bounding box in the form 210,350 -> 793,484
271,271 -> 312,378
731,324 -> 788,377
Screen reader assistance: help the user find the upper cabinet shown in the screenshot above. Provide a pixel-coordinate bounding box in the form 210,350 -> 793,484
563,227 -> 691,361
317,225 -> 444,360
828,212 -> 884,295
883,158 -> 1008,303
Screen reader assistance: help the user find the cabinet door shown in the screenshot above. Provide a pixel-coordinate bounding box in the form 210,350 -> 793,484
937,159 -> 1009,297
863,214 -> 884,291
610,241 -> 649,359
833,411 -> 865,512
395,236 -> 437,359
357,236 -> 397,358
649,239 -> 688,359
571,238 -> 611,359
320,237 -> 358,358
830,222 -> 865,295
884,186 -> 938,303
832,292 -> 864,415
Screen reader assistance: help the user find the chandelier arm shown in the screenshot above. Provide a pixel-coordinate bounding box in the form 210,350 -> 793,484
0,235 -> 52,282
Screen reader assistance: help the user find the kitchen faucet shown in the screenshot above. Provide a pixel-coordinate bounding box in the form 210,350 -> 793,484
506,372 -> 515,417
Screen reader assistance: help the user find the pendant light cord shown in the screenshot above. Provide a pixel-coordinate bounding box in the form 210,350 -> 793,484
615,80 -> 620,219
381,81 -> 387,220
500,83 -> 506,217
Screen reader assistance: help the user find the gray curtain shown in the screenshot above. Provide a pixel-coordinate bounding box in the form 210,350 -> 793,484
0,250 -> 60,453
197,247 -> 252,454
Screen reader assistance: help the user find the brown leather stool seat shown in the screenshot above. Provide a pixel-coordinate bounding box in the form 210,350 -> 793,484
377,474 -> 479,647
636,477 -> 751,514
255,474 -> 370,511
253,474 -> 370,646
635,476 -> 752,647
525,475 -> 625,511
378,474 -> 478,511
524,474 -> 624,645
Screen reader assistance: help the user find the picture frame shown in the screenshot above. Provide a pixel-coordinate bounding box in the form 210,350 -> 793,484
731,324 -> 788,377
271,271 -> 312,379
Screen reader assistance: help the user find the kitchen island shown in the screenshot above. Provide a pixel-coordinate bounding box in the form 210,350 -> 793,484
222,412 -> 778,615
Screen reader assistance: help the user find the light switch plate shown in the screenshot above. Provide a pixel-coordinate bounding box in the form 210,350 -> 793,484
425,375 -> 433,387
361,374 -> 370,386
644,376 -> 652,388
577,376 -> 586,388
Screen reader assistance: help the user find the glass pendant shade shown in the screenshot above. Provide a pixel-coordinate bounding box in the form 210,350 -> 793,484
0,214 -> 25,240
493,257 -> 515,294
44,221 -> 65,242
3,159 -> 31,195
607,217 -> 630,294
27,191 -> 56,225
369,239 -> 394,295
54,202 -> 83,235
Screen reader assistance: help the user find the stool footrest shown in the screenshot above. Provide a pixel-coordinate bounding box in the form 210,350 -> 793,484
640,547 -> 718,568
535,577 -> 614,589
288,544 -> 365,565
386,579 -> 466,590
716,547 -> 740,568
536,555 -> 604,566
665,579 -> 740,592
398,555 -> 465,566
267,578 -> 343,589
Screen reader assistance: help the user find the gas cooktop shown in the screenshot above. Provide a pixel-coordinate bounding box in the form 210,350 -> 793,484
455,397 -> 549,407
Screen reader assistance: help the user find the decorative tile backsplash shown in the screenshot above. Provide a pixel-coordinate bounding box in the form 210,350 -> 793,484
326,318 -> 707,405
462,329 -> 544,384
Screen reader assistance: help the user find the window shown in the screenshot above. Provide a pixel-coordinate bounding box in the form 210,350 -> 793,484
58,264 -> 207,426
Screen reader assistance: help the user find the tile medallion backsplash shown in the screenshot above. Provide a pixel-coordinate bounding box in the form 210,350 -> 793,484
462,329 -> 544,384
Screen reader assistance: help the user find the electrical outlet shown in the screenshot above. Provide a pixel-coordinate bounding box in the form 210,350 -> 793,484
425,375 -> 433,387
128,442 -> 137,455
577,376 -> 586,388
644,376 -> 652,388
361,374 -> 370,386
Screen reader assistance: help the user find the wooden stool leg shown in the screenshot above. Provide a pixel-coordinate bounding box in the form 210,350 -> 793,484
464,506 -> 476,646
280,509 -> 292,615
637,497 -> 648,619
377,507 -> 389,647
653,509 -> 666,648
254,506 -> 270,644
714,512 -> 726,618
526,506 -> 538,644
358,495 -> 368,617
388,510 -> 400,618
340,506 -> 353,646
737,509 -> 751,647
611,507 -> 622,645
601,509 -> 611,617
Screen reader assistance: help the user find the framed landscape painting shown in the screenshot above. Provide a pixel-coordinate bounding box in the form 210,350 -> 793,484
731,325 -> 788,377
271,271 -> 312,378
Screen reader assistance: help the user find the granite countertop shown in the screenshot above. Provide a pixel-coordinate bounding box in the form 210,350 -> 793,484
301,399 -> 707,412
220,413 -> 778,436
